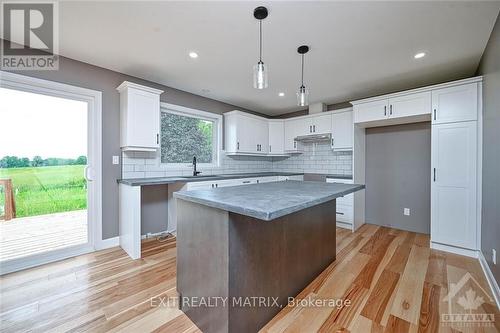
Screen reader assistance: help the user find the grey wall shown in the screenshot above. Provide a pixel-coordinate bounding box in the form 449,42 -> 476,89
477,14 -> 500,283
365,122 -> 431,234
4,52 -> 255,239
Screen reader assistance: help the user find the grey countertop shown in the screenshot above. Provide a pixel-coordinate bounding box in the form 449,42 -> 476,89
117,172 -> 304,186
174,180 -> 364,221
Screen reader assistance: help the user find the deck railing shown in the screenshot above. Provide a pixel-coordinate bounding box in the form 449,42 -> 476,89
0,179 -> 16,221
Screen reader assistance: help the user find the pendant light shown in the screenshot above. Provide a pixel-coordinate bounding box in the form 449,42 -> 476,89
297,45 -> 309,106
253,6 -> 268,89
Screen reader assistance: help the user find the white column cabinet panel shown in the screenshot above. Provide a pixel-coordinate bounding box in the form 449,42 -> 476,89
431,121 -> 477,250
432,83 -> 478,124
331,111 -> 353,150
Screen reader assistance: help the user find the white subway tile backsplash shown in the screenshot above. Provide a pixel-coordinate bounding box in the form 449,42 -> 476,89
120,141 -> 352,179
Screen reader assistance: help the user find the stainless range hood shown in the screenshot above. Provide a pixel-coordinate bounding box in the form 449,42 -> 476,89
294,133 -> 331,143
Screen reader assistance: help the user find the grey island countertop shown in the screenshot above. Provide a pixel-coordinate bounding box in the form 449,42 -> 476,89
173,180 -> 364,221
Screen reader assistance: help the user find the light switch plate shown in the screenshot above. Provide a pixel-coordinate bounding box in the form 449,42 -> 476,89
404,208 -> 410,216
112,155 -> 120,165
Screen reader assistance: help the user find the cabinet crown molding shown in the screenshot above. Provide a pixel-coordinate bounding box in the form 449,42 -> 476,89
350,76 -> 482,106
116,81 -> 164,95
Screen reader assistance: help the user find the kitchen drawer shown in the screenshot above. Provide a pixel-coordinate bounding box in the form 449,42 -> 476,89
336,204 -> 353,224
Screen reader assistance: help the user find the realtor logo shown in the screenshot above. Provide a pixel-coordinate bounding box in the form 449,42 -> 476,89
1,1 -> 59,70
441,272 -> 495,328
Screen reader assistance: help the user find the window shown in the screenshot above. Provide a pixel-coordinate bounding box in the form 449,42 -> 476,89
160,104 -> 221,167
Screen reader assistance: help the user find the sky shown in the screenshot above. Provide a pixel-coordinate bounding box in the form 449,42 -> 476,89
0,87 -> 87,159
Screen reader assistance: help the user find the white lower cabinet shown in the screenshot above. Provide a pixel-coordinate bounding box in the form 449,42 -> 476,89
431,121 -> 477,250
326,178 -> 354,229
185,175 -> 301,191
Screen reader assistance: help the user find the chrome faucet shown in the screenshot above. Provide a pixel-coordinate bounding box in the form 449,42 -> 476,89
193,156 -> 201,176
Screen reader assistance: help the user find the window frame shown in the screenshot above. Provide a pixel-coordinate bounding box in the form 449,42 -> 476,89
160,103 -> 222,169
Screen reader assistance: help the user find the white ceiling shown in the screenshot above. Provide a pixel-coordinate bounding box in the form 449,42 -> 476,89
55,1 -> 500,115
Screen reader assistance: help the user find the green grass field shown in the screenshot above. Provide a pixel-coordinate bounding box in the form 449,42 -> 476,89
0,165 -> 87,218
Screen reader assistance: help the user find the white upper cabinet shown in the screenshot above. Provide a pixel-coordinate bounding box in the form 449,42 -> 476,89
308,113 -> 332,134
117,81 -> 163,151
353,99 -> 389,124
431,83 -> 478,124
224,111 -> 269,155
331,111 -> 353,150
353,92 -> 430,126
268,120 -> 285,155
389,91 -> 431,118
284,118 -> 303,152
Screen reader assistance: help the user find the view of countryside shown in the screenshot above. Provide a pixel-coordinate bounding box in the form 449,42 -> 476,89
0,156 -> 87,218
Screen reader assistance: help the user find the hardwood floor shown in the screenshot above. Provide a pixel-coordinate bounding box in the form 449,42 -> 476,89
0,225 -> 498,332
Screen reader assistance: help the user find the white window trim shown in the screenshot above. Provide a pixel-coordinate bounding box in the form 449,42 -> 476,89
160,102 -> 222,169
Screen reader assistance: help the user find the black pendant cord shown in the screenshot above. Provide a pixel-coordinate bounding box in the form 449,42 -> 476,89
301,54 -> 305,86
259,20 -> 263,62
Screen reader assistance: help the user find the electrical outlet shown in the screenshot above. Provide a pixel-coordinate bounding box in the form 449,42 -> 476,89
493,249 -> 497,265
404,208 -> 410,216
112,155 -> 120,165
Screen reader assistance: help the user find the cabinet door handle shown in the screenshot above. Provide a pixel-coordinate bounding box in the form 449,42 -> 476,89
433,109 -> 437,121
336,212 -> 345,215
294,141 -> 297,148
309,125 -> 312,133
331,138 -> 334,147
269,145 -> 271,152
237,142 -> 239,150
156,134 -> 159,144
313,125 -> 316,132
433,168 -> 436,182
384,106 -> 387,116
211,184 -> 214,188
389,105 -> 393,116
242,180 -> 251,184
216,183 -> 218,188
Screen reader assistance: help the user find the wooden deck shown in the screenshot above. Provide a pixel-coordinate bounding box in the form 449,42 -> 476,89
0,210 -> 87,262
0,225 -> 498,332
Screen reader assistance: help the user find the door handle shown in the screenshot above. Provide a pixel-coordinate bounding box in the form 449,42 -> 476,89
389,105 -> 393,116
433,109 -> 437,121
384,106 -> 387,116
309,125 -> 312,133
336,212 -> 345,215
269,145 -> 271,152
156,134 -> 159,144
84,166 -> 93,182
313,125 -> 316,132
237,142 -> 239,150
433,168 -> 436,182
242,181 -> 251,184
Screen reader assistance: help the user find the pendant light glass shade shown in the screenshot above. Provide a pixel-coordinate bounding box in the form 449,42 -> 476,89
253,61 -> 268,89
253,7 -> 268,89
297,85 -> 309,106
297,45 -> 310,106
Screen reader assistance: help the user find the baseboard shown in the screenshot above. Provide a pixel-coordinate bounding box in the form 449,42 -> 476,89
479,251 -> 500,309
95,236 -> 120,250
141,230 -> 173,239
336,221 -> 352,230
430,241 -> 479,258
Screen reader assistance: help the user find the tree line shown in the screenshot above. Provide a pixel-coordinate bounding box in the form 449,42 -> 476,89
0,155 -> 87,168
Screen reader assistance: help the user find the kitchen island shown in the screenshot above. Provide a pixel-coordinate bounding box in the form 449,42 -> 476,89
174,181 -> 365,333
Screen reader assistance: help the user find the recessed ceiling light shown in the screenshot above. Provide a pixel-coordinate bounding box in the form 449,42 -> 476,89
414,52 -> 426,59
278,92 -> 285,97
189,51 -> 198,59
